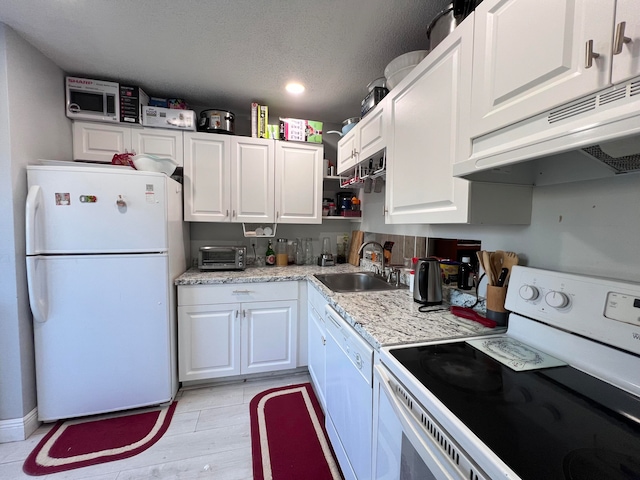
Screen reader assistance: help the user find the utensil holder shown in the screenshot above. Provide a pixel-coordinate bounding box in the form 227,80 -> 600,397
486,285 -> 509,326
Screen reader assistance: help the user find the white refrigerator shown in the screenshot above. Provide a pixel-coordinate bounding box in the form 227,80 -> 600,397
25,163 -> 188,422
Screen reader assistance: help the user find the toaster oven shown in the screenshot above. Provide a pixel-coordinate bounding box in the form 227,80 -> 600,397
198,246 -> 246,271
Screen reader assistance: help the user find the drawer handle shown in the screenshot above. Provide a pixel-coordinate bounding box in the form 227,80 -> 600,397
232,289 -> 252,294
585,39 -> 600,69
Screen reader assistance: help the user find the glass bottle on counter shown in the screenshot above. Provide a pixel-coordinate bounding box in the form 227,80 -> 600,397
276,238 -> 289,266
295,238 -> 305,265
265,240 -> 276,266
304,238 -> 315,265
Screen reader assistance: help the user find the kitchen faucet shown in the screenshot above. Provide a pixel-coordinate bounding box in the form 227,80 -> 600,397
357,241 -> 386,277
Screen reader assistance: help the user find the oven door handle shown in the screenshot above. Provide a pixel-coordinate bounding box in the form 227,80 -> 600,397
375,365 -> 462,479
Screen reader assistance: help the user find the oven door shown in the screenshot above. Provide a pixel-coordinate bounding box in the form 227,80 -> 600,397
373,364 -> 488,480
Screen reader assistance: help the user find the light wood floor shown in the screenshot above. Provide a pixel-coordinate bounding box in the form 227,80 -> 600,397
0,371 -> 311,480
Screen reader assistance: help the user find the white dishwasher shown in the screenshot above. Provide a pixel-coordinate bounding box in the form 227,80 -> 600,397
324,305 -> 374,480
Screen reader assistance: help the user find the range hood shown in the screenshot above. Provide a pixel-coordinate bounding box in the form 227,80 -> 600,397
453,76 -> 640,186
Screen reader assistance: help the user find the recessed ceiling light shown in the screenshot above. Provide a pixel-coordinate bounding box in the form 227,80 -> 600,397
286,83 -> 305,95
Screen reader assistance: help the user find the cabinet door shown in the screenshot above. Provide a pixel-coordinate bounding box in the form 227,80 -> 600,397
131,128 -> 183,166
72,121 -> 131,162
470,0 -> 615,138
358,98 -> 387,162
178,303 -> 241,381
336,129 -> 358,175
241,300 -> 298,375
611,0 -> 640,85
386,15 -> 474,224
183,132 -> 231,222
275,142 -> 323,224
232,137 -> 275,223
307,304 -> 327,410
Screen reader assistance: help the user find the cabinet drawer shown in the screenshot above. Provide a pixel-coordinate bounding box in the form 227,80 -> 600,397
179,281 -> 298,306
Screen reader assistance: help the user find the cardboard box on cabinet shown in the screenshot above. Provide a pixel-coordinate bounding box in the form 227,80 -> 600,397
142,106 -> 196,130
279,117 -> 323,143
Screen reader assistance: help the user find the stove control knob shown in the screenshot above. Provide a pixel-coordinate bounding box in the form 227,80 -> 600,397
545,291 -> 570,309
519,285 -> 539,301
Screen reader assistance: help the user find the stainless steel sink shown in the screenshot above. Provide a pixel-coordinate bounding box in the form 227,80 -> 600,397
314,272 -> 408,293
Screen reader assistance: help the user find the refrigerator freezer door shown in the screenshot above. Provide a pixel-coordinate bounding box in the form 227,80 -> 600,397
26,165 -> 167,254
32,253 -> 173,421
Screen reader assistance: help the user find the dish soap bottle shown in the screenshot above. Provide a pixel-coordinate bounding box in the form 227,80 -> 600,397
265,240 -> 276,266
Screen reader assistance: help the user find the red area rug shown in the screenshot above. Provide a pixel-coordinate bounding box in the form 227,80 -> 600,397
250,383 -> 342,480
23,402 -> 177,476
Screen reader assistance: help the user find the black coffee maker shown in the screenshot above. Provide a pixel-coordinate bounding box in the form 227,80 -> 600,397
336,192 -> 353,216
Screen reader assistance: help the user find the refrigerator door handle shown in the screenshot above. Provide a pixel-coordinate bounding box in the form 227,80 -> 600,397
25,185 -> 42,255
26,256 -> 48,323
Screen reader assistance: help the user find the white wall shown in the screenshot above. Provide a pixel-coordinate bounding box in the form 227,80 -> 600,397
0,24 -> 72,425
359,173 -> 640,283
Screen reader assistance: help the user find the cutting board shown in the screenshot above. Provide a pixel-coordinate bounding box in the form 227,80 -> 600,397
348,230 -> 364,266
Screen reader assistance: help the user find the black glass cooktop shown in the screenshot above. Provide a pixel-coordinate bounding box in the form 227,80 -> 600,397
391,341 -> 640,480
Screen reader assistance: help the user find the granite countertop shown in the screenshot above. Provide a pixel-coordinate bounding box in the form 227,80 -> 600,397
175,265 -> 502,350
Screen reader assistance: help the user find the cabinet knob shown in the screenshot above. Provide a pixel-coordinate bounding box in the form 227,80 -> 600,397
225,209 -> 229,217
585,39 -> 600,68
613,21 -> 632,55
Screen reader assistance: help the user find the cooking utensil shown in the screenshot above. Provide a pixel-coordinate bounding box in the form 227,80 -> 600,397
501,252 -> 520,285
450,306 -> 497,328
197,109 -> 235,134
426,0 -> 476,51
476,250 -> 485,275
490,251 -> 505,286
482,250 -> 494,285
496,267 -> 509,287
348,230 -> 364,266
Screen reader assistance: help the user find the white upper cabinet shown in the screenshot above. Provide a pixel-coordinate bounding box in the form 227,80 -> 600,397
183,132 -> 231,222
183,133 -> 274,223
611,0 -> 640,85
72,121 -> 183,165
470,0 -> 616,138
385,13 -> 532,225
131,128 -> 183,166
232,137 -> 275,223
336,128 -> 358,175
275,142 -> 323,224
336,99 -> 388,176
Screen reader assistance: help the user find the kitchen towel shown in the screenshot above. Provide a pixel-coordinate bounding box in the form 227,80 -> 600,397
250,383 -> 342,480
23,401 -> 177,476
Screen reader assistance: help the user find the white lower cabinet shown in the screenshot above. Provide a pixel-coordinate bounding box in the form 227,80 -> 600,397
178,282 -> 298,382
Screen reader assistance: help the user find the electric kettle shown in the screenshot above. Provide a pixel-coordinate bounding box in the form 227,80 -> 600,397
413,257 -> 443,305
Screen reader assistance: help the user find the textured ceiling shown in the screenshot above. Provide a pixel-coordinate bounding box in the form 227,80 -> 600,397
0,0 -> 450,127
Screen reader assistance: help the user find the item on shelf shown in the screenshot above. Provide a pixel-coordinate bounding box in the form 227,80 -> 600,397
336,192 -> 354,215
142,106 -> 196,131
149,97 -> 168,107
66,76 -> 119,123
361,87 -> 388,118
265,240 -> 276,266
167,98 -> 188,109
279,118 -> 323,143
251,102 -> 259,137
351,197 -> 361,211
258,105 -> 268,139
384,50 -> 429,90
119,85 -> 149,124
197,109 -> 235,134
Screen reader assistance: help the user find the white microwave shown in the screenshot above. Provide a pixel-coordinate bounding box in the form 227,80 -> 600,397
66,77 -> 119,123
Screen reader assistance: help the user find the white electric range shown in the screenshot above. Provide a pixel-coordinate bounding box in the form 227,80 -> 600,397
374,265 -> 640,479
